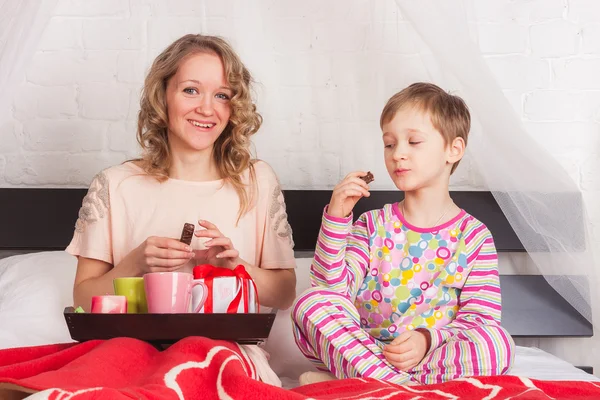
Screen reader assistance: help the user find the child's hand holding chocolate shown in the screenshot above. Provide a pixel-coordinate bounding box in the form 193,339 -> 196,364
327,171 -> 373,218
360,171 -> 374,184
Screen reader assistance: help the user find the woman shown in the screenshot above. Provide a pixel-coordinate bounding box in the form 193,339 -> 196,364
68,34 -> 296,314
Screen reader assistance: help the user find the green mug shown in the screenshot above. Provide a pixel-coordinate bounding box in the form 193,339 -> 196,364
113,277 -> 148,313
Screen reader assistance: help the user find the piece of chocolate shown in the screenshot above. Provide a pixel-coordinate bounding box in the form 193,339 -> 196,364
360,171 -> 374,184
180,223 -> 195,245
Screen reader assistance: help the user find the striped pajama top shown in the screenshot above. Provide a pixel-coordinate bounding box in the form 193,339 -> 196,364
311,203 -> 504,348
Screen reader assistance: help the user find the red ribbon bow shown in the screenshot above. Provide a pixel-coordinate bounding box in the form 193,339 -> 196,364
193,264 -> 259,313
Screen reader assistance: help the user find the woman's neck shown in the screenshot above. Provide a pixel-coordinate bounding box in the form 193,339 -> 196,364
168,149 -> 221,182
401,184 -> 459,228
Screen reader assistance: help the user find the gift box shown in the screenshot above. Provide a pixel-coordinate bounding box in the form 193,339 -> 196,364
192,264 -> 259,313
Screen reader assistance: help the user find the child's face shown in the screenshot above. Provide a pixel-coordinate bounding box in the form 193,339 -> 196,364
382,107 -> 459,192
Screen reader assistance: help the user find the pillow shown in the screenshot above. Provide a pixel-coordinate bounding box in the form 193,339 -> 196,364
0,251 -> 77,349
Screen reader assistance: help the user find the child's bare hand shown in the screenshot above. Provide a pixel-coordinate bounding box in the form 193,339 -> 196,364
383,330 -> 430,371
327,171 -> 371,218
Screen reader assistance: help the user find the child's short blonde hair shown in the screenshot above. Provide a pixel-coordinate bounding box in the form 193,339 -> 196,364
380,82 -> 471,174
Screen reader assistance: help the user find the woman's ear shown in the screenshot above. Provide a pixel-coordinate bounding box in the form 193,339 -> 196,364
448,137 -> 465,164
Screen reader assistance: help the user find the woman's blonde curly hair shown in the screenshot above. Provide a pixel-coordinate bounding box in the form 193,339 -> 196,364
137,34 -> 262,221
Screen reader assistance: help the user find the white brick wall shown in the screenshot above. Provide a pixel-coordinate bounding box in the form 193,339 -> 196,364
524,91 -> 600,121
0,155 -> 5,185
477,22 -> 529,54
79,83 -> 131,120
530,20 -> 580,57
2,0 -> 600,374
13,85 -> 78,119
82,19 -> 145,50
22,120 -> 106,152
484,55 -> 550,90
470,0 -> 566,23
0,120 -> 23,153
582,23 -> 600,53
553,58 -> 600,89
54,0 -> 129,17
38,18 -> 82,50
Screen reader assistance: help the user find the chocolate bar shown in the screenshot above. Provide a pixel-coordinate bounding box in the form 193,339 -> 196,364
360,171 -> 374,184
180,223 -> 195,245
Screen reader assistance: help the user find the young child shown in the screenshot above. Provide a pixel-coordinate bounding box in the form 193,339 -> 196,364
292,83 -> 515,386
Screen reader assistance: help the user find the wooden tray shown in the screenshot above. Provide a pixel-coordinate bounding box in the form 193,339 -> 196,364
63,307 -> 276,345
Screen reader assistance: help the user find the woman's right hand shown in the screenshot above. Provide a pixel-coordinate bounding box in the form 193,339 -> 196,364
133,236 -> 195,274
327,171 -> 371,218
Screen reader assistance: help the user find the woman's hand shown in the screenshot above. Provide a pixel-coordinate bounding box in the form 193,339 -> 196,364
193,219 -> 240,269
133,236 -> 194,273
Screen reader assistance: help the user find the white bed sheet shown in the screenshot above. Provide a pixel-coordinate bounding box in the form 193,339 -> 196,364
510,346 -> 599,382
279,346 -> 599,389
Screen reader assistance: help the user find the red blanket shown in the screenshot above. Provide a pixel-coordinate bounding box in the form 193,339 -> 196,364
0,338 -> 599,399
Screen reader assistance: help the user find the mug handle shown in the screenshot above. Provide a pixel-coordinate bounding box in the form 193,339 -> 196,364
191,280 -> 208,313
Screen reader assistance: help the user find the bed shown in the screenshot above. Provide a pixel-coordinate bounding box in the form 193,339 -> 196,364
0,188 -> 598,399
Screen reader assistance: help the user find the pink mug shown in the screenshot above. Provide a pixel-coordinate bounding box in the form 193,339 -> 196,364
143,272 -> 208,313
91,295 -> 127,313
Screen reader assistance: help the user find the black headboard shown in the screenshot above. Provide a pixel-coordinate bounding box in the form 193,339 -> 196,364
0,188 -> 87,251
286,190 -> 524,252
0,188 -> 592,338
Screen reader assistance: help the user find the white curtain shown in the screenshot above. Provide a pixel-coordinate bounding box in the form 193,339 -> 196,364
224,0 -> 596,327
396,0 -> 595,326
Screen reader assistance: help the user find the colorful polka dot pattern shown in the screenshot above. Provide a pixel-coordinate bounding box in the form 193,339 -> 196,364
354,212 -> 468,340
